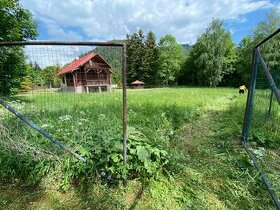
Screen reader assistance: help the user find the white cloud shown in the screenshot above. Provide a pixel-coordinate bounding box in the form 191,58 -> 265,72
24,45 -> 94,68
39,17 -> 83,41
21,0 -> 273,44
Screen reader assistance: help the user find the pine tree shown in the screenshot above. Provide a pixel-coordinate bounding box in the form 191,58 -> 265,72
126,29 -> 145,84
143,31 -> 159,85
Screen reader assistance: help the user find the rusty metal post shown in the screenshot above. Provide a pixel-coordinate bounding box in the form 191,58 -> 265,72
122,44 -> 127,165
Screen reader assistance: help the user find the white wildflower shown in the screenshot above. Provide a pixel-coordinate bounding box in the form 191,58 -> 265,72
80,111 -> 86,115
98,114 -> 106,119
41,124 -> 50,128
253,147 -> 266,158
59,115 -> 72,121
80,118 -> 89,122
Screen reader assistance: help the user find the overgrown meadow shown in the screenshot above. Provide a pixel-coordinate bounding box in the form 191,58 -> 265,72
0,88 -> 279,209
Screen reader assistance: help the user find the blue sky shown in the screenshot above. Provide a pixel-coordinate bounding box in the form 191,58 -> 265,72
21,0 -> 279,45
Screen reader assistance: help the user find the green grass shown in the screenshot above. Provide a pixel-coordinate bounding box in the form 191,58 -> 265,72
0,87 -> 279,209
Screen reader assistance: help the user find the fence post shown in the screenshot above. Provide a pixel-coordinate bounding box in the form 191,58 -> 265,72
122,44 -> 127,165
241,48 -> 258,142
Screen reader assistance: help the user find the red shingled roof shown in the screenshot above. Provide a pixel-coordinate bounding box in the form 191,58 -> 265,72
56,52 -> 97,76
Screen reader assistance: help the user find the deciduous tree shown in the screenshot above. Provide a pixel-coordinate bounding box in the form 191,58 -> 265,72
0,0 -> 37,95
187,19 -> 236,87
158,35 -> 184,85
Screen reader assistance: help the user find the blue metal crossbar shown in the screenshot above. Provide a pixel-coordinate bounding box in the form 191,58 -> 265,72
0,98 -> 86,162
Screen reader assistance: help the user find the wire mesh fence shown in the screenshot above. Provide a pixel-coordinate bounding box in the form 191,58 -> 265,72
0,42 -> 126,164
252,65 -> 280,146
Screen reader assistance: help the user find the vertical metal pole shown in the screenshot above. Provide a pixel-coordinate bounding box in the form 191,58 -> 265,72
241,48 -> 258,142
268,89 -> 273,117
122,44 -> 127,165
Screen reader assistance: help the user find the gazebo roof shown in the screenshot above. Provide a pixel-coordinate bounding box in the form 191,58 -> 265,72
131,80 -> 144,85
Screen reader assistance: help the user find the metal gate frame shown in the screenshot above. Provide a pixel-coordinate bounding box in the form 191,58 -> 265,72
0,41 -> 127,166
241,28 -> 280,210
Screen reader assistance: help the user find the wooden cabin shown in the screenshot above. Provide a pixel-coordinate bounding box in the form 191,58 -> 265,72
56,53 -> 112,93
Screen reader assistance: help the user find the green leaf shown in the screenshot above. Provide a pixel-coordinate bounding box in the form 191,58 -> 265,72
111,153 -> 121,163
79,147 -> 90,157
136,146 -> 150,162
114,141 -> 123,151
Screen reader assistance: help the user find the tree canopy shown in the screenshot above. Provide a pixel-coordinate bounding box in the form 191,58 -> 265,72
126,29 -> 146,84
0,0 -> 38,95
158,35 -> 184,85
253,6 -> 280,70
185,19 -> 236,87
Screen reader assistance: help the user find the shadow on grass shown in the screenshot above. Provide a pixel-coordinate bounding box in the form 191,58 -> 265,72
128,184 -> 144,210
1,94 -> 35,104
0,182 -> 44,210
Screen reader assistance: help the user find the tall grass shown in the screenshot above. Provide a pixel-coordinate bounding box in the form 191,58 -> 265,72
0,87 -> 279,209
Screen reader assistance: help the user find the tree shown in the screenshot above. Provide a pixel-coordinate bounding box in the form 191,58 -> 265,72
126,30 -> 161,85
142,31 -> 159,85
0,0 -> 38,95
20,75 -> 33,92
158,34 -> 184,85
233,6 -> 280,86
177,54 -> 197,85
253,6 -> 280,71
233,36 -> 254,85
111,59 -> 122,87
126,29 -> 146,84
94,44 -> 123,87
187,19 -> 236,87
42,65 -> 61,88
32,61 -> 44,86
22,61 -> 44,89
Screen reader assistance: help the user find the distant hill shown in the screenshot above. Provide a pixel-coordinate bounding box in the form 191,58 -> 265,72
181,43 -> 192,54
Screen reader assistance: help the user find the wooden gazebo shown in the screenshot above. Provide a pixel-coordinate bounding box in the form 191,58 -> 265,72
131,80 -> 144,89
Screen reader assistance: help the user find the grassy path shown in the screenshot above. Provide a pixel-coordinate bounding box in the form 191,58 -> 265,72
131,93 -> 278,209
